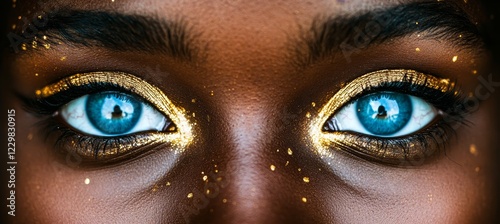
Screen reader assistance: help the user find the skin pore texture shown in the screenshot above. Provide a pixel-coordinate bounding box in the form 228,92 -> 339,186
2,0 -> 499,223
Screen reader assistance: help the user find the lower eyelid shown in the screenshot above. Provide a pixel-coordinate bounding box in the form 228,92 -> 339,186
318,121 -> 454,166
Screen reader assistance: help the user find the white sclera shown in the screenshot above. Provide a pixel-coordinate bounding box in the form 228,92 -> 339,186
60,94 -> 168,137
331,94 -> 438,138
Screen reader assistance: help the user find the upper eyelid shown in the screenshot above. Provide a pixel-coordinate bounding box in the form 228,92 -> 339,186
36,71 -> 194,147
320,69 -> 457,117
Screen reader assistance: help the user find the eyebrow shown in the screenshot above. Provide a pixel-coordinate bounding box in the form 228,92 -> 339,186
300,1 -> 483,65
27,10 -> 195,60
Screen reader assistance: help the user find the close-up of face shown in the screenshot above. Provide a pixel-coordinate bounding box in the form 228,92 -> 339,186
1,0 -> 500,223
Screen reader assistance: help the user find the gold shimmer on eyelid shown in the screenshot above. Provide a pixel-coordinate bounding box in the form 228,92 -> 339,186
35,72 -> 194,159
309,69 -> 457,164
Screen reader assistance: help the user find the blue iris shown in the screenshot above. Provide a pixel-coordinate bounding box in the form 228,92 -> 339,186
86,92 -> 142,135
356,92 -> 412,136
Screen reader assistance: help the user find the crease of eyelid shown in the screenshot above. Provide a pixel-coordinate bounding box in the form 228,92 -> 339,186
34,72 -> 194,159
309,69 -> 461,166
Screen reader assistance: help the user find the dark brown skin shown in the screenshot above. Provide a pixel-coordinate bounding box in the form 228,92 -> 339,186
2,0 -> 499,223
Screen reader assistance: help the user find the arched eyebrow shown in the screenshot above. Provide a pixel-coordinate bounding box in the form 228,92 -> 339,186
299,1 -> 484,66
12,10 -> 196,60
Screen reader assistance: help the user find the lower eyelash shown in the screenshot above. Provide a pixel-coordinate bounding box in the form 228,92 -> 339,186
37,117 -> 168,166
325,113 -> 468,166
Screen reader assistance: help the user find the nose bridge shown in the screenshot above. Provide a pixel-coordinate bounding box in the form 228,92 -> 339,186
217,104 -> 277,223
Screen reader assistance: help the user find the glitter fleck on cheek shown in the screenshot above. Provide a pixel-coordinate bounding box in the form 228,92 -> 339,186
84,178 -> 90,185
287,148 -> 293,155
187,193 -> 193,198
452,55 -> 458,62
303,177 -> 310,183
301,197 -> 307,203
469,144 -> 478,156
270,165 -> 276,171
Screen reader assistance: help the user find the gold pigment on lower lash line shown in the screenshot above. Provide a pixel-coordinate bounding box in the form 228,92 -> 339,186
309,69 -> 457,163
36,72 -> 194,160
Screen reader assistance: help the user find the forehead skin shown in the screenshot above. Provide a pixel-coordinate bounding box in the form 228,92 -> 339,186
5,0 -> 498,223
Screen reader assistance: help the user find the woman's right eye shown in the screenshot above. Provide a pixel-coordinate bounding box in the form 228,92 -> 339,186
60,91 -> 171,137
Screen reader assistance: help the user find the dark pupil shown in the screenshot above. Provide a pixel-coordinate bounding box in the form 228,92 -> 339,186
377,105 -> 387,117
112,105 -> 123,118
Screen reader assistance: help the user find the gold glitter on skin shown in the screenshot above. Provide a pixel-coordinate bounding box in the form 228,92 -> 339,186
469,144 -> 478,156
452,55 -> 458,62
203,175 -> 208,181
166,182 -> 171,186
287,148 -> 293,155
35,72 -> 194,160
311,102 -> 316,107
84,178 -> 90,185
301,197 -> 307,203
270,165 -> 276,171
187,193 -> 193,198
415,47 -> 420,52
60,56 -> 67,61
309,69 -> 457,165
303,177 -> 310,183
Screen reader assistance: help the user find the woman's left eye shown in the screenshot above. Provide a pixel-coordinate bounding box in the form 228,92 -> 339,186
60,91 -> 170,137
324,91 -> 439,137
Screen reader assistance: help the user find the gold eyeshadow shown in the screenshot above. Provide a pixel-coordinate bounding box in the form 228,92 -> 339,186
309,69 -> 458,165
36,72 -> 194,161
